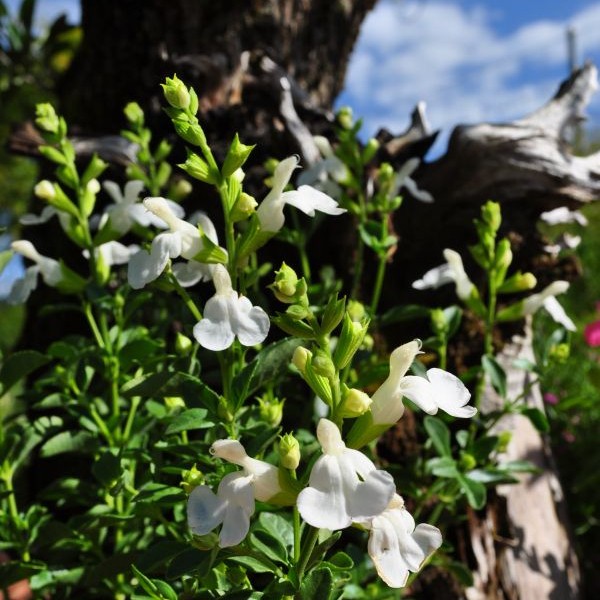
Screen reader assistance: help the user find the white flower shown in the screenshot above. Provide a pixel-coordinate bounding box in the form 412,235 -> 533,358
84,241 -> 140,266
102,180 -> 185,235
296,136 -> 349,197
412,249 -> 474,301
256,156 -> 346,233
127,198 -> 222,289
370,340 -> 475,425
186,438 -> 289,547
296,419 -> 396,531
5,240 -> 63,304
363,495 -> 442,588
193,264 -> 270,351
187,472 -> 255,547
522,280 -> 575,331
540,207 -> 588,226
19,205 -> 59,226
394,158 -> 434,203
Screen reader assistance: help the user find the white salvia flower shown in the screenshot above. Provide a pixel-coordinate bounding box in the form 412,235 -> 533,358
127,197 -> 222,289
193,264 -> 270,351
83,241 -> 140,266
296,418 -> 396,530
296,136 -> 349,197
19,205 -> 58,226
186,438 -> 288,547
370,340 -> 476,425
394,158 -> 434,203
187,472 -> 255,547
522,280 -> 575,331
6,240 -> 63,304
540,207 -> 588,226
361,494 -> 442,588
256,156 -> 346,233
412,249 -> 474,301
102,181 -> 185,235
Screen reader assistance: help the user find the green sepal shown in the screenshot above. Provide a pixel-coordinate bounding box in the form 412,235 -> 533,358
38,144 -> 66,165
48,183 -> 80,219
346,411 -> 392,449
56,261 -> 87,294
81,153 -> 108,186
320,293 -> 346,336
222,133 -> 255,178
496,300 -> 526,322
178,149 -> 217,184
191,233 -> 228,264
272,314 -> 316,339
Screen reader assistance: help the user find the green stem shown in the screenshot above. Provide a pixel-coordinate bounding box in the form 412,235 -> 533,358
123,397 -> 141,442
369,252 -> 387,316
296,525 -> 320,583
169,273 -> 202,321
291,472 -> 301,564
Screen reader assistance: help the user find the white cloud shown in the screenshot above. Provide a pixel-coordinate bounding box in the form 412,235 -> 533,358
339,0 -> 600,154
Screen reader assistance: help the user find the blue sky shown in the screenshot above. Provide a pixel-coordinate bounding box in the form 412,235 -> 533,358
6,0 -> 600,153
337,0 -> 600,153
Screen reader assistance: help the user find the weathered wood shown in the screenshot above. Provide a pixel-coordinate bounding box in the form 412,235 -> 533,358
465,323 -> 580,600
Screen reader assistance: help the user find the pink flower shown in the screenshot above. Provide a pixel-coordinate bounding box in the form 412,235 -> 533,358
584,320 -> 600,347
543,392 -> 559,406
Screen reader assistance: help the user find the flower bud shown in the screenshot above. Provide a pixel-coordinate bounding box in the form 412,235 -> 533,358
164,396 -> 186,411
175,332 -> 193,356
124,101 -> 144,127
459,452 -> 477,471
181,463 -> 204,494
311,349 -> 336,380
34,180 -> 56,201
347,300 -> 366,322
497,431 -> 512,452
482,200 -> 501,233
292,346 -> 311,374
258,396 -> 284,427
230,192 -> 257,222
169,178 -> 193,202
271,263 -> 300,303
497,271 -> 537,294
179,150 -> 217,184
361,138 -> 380,164
337,106 -> 354,130
340,387 -> 372,418
279,433 -> 301,470
333,312 -> 369,370
162,75 -> 191,109
222,133 -> 255,178
549,343 -> 570,363
430,308 -> 447,336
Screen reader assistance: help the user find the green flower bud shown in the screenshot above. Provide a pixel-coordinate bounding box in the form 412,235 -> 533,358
361,138 -> 380,164
320,294 -> 346,335
337,106 -> 354,130
164,396 -> 186,411
271,263 -> 300,302
180,463 -> 204,494
311,349 -> 336,380
459,452 -> 477,471
124,101 -> 144,127
162,75 -> 191,109
292,346 -> 311,374
34,180 -> 56,201
430,308 -> 447,336
333,312 -> 369,369
179,149 -> 217,184
222,133 -> 255,178
482,200 -> 501,233
230,192 -> 257,222
347,300 -> 366,322
497,272 -> 537,294
175,332 -> 193,356
258,396 -> 284,427
340,387 -> 372,418
169,178 -> 193,202
549,343 -> 570,363
497,431 -> 512,452
279,433 -> 301,470
35,103 -> 60,135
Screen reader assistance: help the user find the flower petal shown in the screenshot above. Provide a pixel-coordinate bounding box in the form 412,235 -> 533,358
6,266 -> 39,304
427,368 -> 477,418
412,263 -> 453,290
193,295 -> 235,351
172,260 -> 212,287
399,375 -> 438,414
368,514 -> 410,588
282,185 -> 346,217
229,295 -> 270,347
297,454 -> 352,530
187,485 -> 227,536
346,468 -> 395,521
218,473 -> 255,547
543,296 -> 576,332
127,231 -> 181,289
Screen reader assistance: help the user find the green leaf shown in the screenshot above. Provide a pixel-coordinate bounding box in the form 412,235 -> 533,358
426,456 -> 459,478
380,304 -> 430,326
457,473 -> 487,509
300,567 -> 334,599
520,407 -> 549,432
166,548 -> 212,579
256,512 -> 294,551
121,370 -> 175,397
131,564 -> 177,600
424,416 -> 451,457
0,350 -> 50,394
234,338 -> 303,405
471,435 -> 500,462
165,408 -> 213,435
443,305 -> 463,338
227,554 -> 275,574
92,451 -> 122,486
482,355 -> 507,397
40,431 -> 96,457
